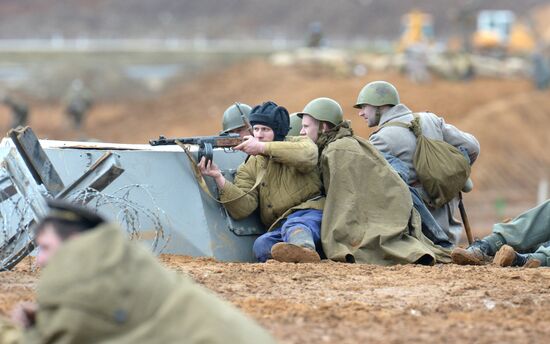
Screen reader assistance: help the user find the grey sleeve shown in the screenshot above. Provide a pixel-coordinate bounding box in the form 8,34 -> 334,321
369,131 -> 392,155
383,152 -> 410,182
439,117 -> 480,164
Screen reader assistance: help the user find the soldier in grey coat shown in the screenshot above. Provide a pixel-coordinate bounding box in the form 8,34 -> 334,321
354,81 -> 480,245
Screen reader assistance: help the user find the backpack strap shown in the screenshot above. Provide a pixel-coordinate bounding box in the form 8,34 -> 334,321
373,113 -> 423,138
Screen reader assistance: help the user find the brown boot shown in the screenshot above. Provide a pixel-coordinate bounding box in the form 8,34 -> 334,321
493,245 -> 541,268
493,245 -> 516,267
451,240 -> 494,265
271,243 -> 320,263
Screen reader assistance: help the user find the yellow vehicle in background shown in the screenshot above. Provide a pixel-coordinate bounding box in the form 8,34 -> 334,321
398,10 -> 434,52
472,10 -> 535,55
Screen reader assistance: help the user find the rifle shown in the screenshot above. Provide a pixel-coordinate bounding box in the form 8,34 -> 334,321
235,102 -> 253,135
458,192 -> 473,245
149,133 -> 244,164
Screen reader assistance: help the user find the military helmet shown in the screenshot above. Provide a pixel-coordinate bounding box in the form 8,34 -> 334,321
287,113 -> 302,136
221,103 -> 252,134
354,81 -> 400,108
297,97 -> 343,126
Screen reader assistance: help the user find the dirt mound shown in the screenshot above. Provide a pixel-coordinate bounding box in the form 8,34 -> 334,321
2,255 -> 550,343
0,58 -> 547,229
96,59 -> 550,228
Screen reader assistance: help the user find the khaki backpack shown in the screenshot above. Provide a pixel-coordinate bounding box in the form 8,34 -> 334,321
380,114 -> 471,208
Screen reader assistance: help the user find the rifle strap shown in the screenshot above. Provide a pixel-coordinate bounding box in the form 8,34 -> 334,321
175,140 -> 267,204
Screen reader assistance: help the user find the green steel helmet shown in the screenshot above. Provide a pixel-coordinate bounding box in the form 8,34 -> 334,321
221,103 -> 252,133
287,113 -> 302,136
297,97 -> 343,126
354,81 -> 400,108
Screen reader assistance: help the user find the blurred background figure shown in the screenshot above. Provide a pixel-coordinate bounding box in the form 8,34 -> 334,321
404,43 -> 430,83
2,94 -> 29,129
306,22 -> 325,48
64,79 -> 93,131
532,49 -> 550,90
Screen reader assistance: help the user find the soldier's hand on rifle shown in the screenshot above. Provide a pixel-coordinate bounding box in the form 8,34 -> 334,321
234,135 -> 266,156
198,157 -> 225,188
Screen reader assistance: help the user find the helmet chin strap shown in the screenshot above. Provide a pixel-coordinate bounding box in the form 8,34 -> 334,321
375,107 -> 382,125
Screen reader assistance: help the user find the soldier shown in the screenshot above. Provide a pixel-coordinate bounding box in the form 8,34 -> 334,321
220,102 -> 252,138
287,113 -> 302,136
452,200 -> 550,268
2,95 -> 29,129
404,43 -> 430,83
7,200 -> 275,343
64,79 -> 93,130
199,101 -> 325,263
298,97 -> 451,265
306,22 -> 324,48
356,81 -> 480,245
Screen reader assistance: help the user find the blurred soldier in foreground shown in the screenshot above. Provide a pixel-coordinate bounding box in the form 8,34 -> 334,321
298,97 -> 450,265
452,200 -> 550,268
64,79 -> 93,130
286,113 -> 302,137
220,102 -> 252,138
357,81 -> 480,245
200,101 -> 325,263
6,200 -> 275,344
2,95 -> 29,129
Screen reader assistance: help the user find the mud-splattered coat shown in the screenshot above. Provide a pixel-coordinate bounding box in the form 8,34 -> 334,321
317,122 -> 451,265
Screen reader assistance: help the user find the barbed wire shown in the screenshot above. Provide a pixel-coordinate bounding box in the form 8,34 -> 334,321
65,184 -> 171,252
1,181 -> 171,271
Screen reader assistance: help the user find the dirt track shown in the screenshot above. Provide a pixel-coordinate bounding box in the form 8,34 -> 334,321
2,256 -> 550,343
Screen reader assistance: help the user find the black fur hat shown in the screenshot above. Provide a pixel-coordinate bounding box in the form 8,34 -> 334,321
249,101 -> 290,141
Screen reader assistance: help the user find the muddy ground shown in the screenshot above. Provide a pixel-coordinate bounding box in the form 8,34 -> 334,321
2,256 -> 550,343
1,57 -> 549,343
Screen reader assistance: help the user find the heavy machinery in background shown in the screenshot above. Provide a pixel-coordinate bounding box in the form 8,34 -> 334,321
472,10 -> 536,56
397,10 -> 435,52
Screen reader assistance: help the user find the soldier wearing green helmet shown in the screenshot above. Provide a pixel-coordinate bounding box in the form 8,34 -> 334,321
286,113 -> 302,137
220,102 -> 252,138
298,97 -> 451,266
355,80 -> 480,245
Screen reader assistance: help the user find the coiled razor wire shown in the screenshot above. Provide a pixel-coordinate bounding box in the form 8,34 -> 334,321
66,184 -> 171,253
1,183 -> 171,271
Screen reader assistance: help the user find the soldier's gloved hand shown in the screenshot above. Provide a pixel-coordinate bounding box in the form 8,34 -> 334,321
10,302 -> 37,329
198,157 -> 225,188
234,136 -> 266,156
